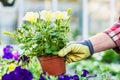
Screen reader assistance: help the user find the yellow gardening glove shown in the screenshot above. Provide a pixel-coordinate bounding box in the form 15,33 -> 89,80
58,40 -> 94,63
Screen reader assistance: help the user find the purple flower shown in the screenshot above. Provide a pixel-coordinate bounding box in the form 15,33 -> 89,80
2,45 -> 20,60
3,45 -> 13,54
81,69 -> 89,77
12,51 -> 19,60
2,73 -> 10,80
72,75 -> 79,80
39,72 -> 47,80
58,75 -> 64,80
2,52 -> 13,59
2,71 -> 21,80
2,66 -> 33,80
14,66 -> 33,80
69,76 -> 73,79
2,45 -> 13,59
63,75 -> 70,80
58,75 -> 71,80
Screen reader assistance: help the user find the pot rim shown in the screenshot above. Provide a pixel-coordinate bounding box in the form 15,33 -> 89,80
38,55 -> 64,61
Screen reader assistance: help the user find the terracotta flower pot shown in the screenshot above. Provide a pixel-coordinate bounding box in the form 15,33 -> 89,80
38,55 -> 66,76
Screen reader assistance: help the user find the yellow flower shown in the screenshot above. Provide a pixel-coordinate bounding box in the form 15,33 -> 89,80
8,64 -> 16,71
54,11 -> 69,20
23,12 -> 39,23
40,10 -> 53,21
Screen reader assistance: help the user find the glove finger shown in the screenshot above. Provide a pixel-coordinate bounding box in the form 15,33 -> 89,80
70,52 -> 85,60
65,54 -> 76,63
58,44 -> 73,57
65,52 -> 84,63
65,61 -> 69,64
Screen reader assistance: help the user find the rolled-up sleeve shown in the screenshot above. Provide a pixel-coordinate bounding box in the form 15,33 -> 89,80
104,23 -> 120,54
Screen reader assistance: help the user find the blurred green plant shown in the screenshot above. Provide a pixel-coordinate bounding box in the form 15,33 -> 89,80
0,57 -> 17,78
101,49 -> 120,63
67,59 -> 120,80
72,27 -> 81,40
28,57 -> 41,80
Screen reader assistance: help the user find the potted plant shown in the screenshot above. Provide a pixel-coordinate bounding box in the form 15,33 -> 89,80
4,8 -> 71,75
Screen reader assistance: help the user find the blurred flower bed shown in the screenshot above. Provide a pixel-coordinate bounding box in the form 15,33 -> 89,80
0,45 -> 120,80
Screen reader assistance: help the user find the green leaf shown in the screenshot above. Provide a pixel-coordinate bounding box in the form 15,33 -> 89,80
26,38 -> 32,42
34,35 -> 42,39
45,49 -> 52,54
22,24 -> 30,31
3,31 -> 14,37
51,46 -> 57,50
52,51 -> 58,55
27,53 -> 37,57
45,43 -> 50,49
67,8 -> 72,15
20,45 -> 29,50
76,70 -> 82,75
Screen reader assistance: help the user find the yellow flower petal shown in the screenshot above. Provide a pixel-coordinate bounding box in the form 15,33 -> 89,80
54,11 -> 68,20
8,64 -> 16,71
23,12 -> 39,23
40,10 -> 53,21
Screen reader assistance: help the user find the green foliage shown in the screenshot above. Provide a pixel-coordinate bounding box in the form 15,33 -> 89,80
28,57 -> 41,80
0,57 -> 17,78
101,49 -> 120,63
68,60 -> 120,80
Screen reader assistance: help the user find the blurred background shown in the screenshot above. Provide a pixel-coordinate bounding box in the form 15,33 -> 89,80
0,0 -> 120,79
0,0 -> 120,44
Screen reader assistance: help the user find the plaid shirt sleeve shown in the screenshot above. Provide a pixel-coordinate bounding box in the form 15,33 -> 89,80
104,22 -> 120,54
104,23 -> 120,46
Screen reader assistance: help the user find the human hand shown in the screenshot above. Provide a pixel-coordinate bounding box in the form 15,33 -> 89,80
58,40 -> 94,63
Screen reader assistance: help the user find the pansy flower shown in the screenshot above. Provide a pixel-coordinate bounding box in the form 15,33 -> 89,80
2,45 -> 13,59
39,72 -> 50,80
2,45 -> 20,60
58,75 -> 64,80
81,69 -> 89,77
12,51 -> 19,60
72,75 -> 79,80
2,66 -> 33,80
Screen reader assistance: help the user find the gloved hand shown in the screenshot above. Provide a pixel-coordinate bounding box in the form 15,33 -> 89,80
58,40 -> 94,63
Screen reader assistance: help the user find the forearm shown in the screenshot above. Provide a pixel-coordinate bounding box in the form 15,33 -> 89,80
89,32 -> 116,53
